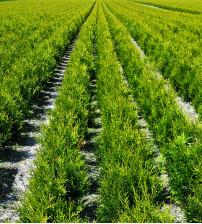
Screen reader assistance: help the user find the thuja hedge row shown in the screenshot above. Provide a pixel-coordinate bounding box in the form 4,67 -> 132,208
0,0 -> 94,147
0,0 -> 87,78
17,3 -> 97,222
134,0 -> 202,14
103,2 -> 202,222
104,0 -> 202,117
110,0 -> 201,36
95,2 -> 172,222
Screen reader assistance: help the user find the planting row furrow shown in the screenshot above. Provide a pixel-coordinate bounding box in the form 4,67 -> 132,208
119,64 -> 186,222
130,36 -> 199,123
142,3 -> 160,9
104,0 -> 202,116
0,0 -> 95,147
79,39 -> 101,222
0,35 -> 78,223
133,0 -> 202,14
79,76 -> 101,222
94,2 -> 173,222
109,0 -> 201,40
16,3 -> 98,222
103,1 -> 202,222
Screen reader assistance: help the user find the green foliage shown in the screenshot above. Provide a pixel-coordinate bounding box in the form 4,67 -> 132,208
103,2 -> 202,221
186,183 -> 202,223
18,151 -> 86,222
117,186 -> 173,223
165,136 -> 202,223
0,0 -> 95,146
104,0 -> 202,114
95,2 -> 170,222
1,0 -> 201,222
0,87 -> 23,143
17,3 -> 97,222
165,136 -> 201,201
134,0 -> 202,14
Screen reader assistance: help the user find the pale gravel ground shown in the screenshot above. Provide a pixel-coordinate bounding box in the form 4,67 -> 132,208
80,48 -> 101,222
0,33 -> 196,223
0,38 -> 77,223
119,63 -> 186,222
131,37 -> 199,123
125,37 -> 198,222
143,4 -> 160,9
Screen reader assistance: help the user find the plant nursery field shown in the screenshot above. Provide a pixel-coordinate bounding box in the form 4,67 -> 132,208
0,0 -> 201,222
133,0 -> 202,14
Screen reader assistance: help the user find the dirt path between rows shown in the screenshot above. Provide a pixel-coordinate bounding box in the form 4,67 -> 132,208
119,63 -> 186,223
142,4 -> 160,9
79,46 -> 101,222
80,79 -> 101,222
0,37 -> 78,223
131,37 -> 199,123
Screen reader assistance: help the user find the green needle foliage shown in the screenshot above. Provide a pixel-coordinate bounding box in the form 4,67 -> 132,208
17,3 -> 97,222
0,0 -> 95,147
103,2 -> 202,222
95,2 -> 172,222
104,0 -> 202,117
1,0 -> 201,222
133,0 -> 202,14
